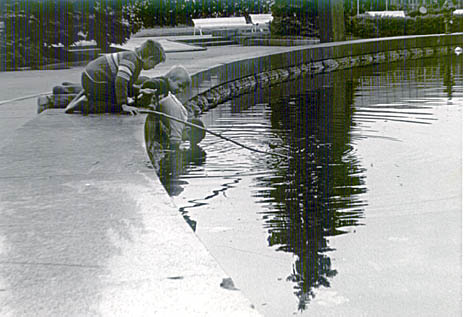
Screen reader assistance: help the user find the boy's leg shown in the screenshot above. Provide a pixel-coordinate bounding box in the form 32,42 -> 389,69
65,73 -> 89,114
39,93 -> 81,113
62,82 -> 82,88
66,73 -> 117,114
85,77 -> 120,113
89,87 -> 120,113
64,90 -> 86,114
53,83 -> 82,95
54,94 -> 78,108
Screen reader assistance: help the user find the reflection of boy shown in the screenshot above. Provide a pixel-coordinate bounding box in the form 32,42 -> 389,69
134,65 -> 205,150
65,39 -> 165,114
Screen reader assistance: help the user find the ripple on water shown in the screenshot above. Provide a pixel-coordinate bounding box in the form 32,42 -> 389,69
156,56 -> 462,316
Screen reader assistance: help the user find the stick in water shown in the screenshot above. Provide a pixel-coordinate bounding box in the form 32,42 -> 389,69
138,108 -> 288,159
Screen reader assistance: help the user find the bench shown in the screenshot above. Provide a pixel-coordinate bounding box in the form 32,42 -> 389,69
366,11 -> 406,18
249,14 -> 273,32
192,17 -> 248,35
453,9 -> 463,15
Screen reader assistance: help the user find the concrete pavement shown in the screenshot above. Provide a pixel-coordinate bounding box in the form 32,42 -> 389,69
0,111 -> 262,316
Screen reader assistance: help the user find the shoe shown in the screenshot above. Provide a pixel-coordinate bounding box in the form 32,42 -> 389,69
37,95 -> 52,114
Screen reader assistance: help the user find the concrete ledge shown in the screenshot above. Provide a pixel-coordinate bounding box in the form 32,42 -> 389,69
0,110 -> 261,316
238,37 -> 319,46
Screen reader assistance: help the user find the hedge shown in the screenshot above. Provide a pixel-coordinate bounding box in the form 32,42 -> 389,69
346,14 -> 463,38
269,0 -> 319,37
128,0 -> 274,28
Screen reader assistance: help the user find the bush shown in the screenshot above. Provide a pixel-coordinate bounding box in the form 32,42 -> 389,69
1,0 -> 78,70
270,16 -> 318,37
346,13 -> 463,38
0,0 -> 141,70
270,0 -> 318,37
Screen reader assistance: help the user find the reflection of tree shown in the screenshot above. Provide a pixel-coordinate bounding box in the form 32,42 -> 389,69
158,146 -> 206,191
440,55 -> 457,100
254,71 -> 366,310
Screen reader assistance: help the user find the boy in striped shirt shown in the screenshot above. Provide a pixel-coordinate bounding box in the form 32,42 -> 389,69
65,39 -> 165,114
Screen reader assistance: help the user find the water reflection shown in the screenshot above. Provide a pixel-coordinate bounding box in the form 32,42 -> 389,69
148,55 -> 462,314
158,147 -> 207,196
441,56 -> 456,99
253,71 -> 366,309
157,146 -> 207,230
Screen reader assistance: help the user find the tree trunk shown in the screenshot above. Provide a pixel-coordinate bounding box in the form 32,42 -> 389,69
318,0 -> 346,42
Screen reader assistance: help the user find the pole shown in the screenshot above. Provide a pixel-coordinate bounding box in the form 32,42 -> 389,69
139,108 -> 289,159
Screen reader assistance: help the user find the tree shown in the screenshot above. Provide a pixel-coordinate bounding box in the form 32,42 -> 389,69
1,0 -> 77,69
83,0 -> 141,52
0,0 -> 141,69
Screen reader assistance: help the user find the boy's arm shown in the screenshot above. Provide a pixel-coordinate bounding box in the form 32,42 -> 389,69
142,77 -> 170,98
115,76 -> 129,106
115,54 -> 139,106
128,77 -> 168,109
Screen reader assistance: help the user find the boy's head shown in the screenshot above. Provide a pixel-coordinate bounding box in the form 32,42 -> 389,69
166,65 -> 191,94
139,40 -> 166,70
183,118 -> 205,147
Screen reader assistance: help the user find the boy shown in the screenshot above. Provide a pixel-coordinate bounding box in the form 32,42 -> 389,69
137,65 -> 205,150
65,39 -> 165,114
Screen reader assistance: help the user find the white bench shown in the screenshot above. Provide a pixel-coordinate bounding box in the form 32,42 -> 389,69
366,11 -> 406,18
453,9 -> 463,15
192,17 -> 248,35
249,14 -> 273,32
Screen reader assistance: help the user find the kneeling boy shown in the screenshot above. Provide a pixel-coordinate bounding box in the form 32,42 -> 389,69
65,39 -> 165,114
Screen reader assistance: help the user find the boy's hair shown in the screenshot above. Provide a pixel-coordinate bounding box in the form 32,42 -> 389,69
165,65 -> 191,87
140,39 -> 166,63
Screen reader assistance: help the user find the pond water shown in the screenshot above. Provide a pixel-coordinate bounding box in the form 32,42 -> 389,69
158,56 -> 462,316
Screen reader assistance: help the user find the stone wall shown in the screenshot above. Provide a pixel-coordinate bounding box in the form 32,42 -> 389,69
183,33 -> 462,116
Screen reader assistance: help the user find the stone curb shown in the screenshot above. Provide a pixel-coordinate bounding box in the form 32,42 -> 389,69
179,33 -> 462,117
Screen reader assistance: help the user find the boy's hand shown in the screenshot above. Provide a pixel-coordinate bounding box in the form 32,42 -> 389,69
122,104 -> 139,115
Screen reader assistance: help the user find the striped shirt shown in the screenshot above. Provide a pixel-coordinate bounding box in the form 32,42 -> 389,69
84,51 -> 143,105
